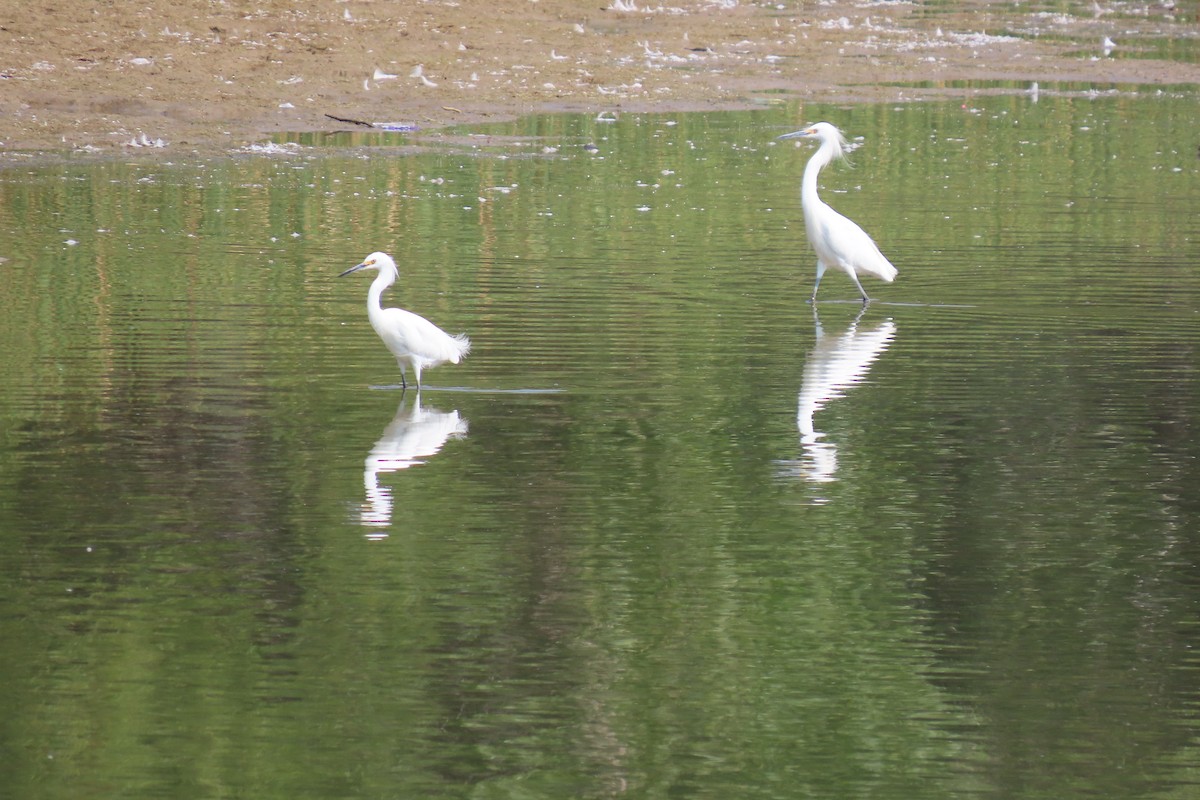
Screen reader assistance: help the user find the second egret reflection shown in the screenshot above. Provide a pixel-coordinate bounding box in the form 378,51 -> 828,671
777,308 -> 895,489
359,394 -> 469,532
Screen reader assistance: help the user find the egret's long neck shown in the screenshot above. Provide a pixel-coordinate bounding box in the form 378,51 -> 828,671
366,270 -> 394,319
802,142 -> 836,209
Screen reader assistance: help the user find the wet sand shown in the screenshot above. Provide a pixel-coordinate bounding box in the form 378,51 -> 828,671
1,0 -> 1195,155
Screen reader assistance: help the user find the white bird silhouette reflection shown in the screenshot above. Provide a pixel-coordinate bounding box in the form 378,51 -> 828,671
776,308 -> 895,487
359,393 -> 469,533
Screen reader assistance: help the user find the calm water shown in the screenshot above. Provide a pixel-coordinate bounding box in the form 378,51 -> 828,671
2,93 -> 1199,799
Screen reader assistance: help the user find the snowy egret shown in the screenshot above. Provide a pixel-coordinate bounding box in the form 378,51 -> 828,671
339,252 -> 471,389
778,123 -> 898,304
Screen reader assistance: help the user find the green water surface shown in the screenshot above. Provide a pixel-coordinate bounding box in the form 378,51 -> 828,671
1,93 -> 1199,799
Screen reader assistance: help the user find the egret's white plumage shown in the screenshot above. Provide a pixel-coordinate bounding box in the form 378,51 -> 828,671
778,122 -> 898,304
339,252 -> 470,389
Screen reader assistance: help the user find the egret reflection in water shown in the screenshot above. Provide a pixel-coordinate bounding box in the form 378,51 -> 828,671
358,393 -> 469,532
776,308 -> 896,488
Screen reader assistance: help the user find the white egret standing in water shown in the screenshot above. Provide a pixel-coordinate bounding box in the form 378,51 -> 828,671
339,252 -> 471,389
778,122 -> 898,304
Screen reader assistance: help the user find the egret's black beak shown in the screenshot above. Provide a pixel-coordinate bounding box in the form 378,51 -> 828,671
339,262 -> 369,277
777,128 -> 813,141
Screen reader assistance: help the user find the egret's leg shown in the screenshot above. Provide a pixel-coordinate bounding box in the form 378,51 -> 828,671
398,365 -> 408,390
413,363 -> 423,391
810,262 -> 827,304
847,269 -> 871,304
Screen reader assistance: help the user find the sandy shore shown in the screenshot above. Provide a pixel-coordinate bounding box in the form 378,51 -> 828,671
1,0 -> 1195,155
